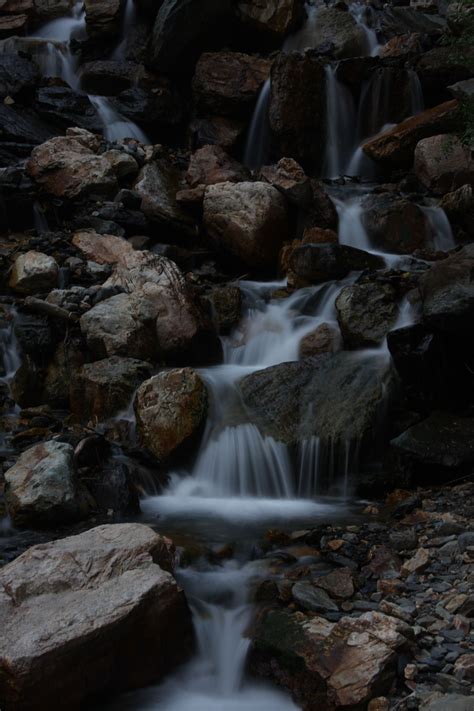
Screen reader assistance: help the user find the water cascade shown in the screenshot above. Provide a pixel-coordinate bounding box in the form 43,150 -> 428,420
243,79 -> 271,170
324,65 -> 358,178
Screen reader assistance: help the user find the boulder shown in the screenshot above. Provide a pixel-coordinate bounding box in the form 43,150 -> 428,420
298,322 -> 340,358
9,250 -> 58,294
260,157 -> 312,207
110,85 -> 184,129
72,229 -> 135,264
362,100 -> 460,170
288,243 -> 384,286
148,0 -> 234,73
269,52 -> 326,169
0,524 -> 193,711
80,60 -> 140,95
249,609 -> 409,709
419,244 -> 474,332
27,129 -> 119,199
361,193 -> 430,254
192,51 -> 271,117
239,351 -> 397,445
34,86 -> 103,132
203,180 -> 289,270
4,441 -> 89,528
0,102 -> 55,145
208,284 -> 242,334
0,53 -> 39,98
414,134 -> 474,195
135,368 -> 208,463
301,7 -> 368,58
71,357 -> 152,422
379,32 -> 422,58
336,282 -> 398,348
416,46 -> 474,105
84,0 -> 122,38
186,144 -> 249,188
234,0 -> 305,39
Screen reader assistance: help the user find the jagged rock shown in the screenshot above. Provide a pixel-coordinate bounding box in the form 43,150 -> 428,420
208,285 -> 242,334
416,46 -> 474,105
84,0 -> 122,38
299,322 -> 340,358
414,134 -> 474,195
289,243 -> 384,286
315,568 -> 355,600
192,51 -> 271,117
203,180 -> 288,269
400,547 -> 430,576
260,157 -> 312,207
362,100 -> 460,170
240,351 -> 397,445
0,53 -> 39,98
148,0 -> 234,73
27,129 -> 119,199
9,250 -> 58,294
234,0 -> 305,38
4,441 -> 90,528
0,524 -> 193,711
135,368 -> 208,463
361,193 -> 430,254
71,357 -> 152,422
186,144 -> 249,187
34,86 -> 103,132
292,582 -> 339,613
379,32 -> 422,58
336,282 -> 398,348
269,52 -> 326,169
189,115 -> 245,151
419,244 -> 474,332
300,6 -> 368,58
249,609 -> 409,709
72,229 -> 135,264
0,103 -> 55,145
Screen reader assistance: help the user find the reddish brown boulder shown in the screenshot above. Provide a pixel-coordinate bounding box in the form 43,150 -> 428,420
260,157 -> 312,206
186,144 -> 249,188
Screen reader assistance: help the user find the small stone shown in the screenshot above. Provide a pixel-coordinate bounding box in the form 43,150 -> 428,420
292,581 -> 339,613
401,548 -> 431,577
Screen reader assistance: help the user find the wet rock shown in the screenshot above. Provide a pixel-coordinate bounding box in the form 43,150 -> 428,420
186,144 -> 249,188
269,52 -> 326,170
84,0 -> 122,38
135,368 -> 208,463
304,6 -> 368,58
43,337 -> 86,408
14,311 -> 53,358
4,441 -> 90,528
362,100 -> 460,170
414,134 -> 474,195
235,0 -> 305,39
0,53 -> 39,99
71,356 -> 152,422
419,244 -> 474,332
260,157 -> 312,207
192,51 -> 271,117
203,181 -> 288,270
362,193 -> 430,254
149,0 -> 234,74
289,243 -> 384,286
34,85 -> 102,132
0,103 -> 56,146
208,285 -> 242,334
110,85 -> 184,130
379,32 -> 422,58
133,158 -> 195,237
0,524 -> 193,711
9,250 -> 58,294
391,412 -> 474,477
299,322 -> 340,358
292,581 -> 339,613
336,282 -> 398,348
27,129 -> 118,199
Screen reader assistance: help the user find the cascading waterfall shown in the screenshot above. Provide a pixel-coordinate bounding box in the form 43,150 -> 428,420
243,79 -> 271,170
112,0 -> 137,60
348,2 -> 380,56
422,204 -> 456,252
324,65 -> 357,178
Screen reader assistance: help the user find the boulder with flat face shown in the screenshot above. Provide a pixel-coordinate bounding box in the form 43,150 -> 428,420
361,193 -> 430,254
414,134 -> 474,195
9,250 -> 58,294
84,0 -> 122,38
0,524 -> 193,711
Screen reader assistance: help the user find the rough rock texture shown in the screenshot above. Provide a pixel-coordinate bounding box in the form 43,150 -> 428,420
289,243 -> 384,286
72,229 -> 135,265
302,7 -> 368,58
4,441 -> 89,527
192,51 -> 271,117
0,524 -> 193,711
260,157 -> 312,207
84,0 -> 122,38
186,144 -> 249,187
71,356 -> 152,422
299,322 -> 340,358
362,194 -> 430,254
336,283 -> 399,348
203,181 -> 289,269
362,100 -> 460,170
8,250 -> 58,294
135,368 -> 208,462
414,134 -> 474,195
235,0 -> 304,38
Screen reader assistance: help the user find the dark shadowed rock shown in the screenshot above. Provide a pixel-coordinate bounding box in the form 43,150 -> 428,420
34,86 -> 103,132
289,243 -> 384,286
336,282 -> 399,348
362,193 -> 430,254
0,53 -> 39,98
235,0 -> 305,39
414,134 -> 474,195
186,144 -> 249,187
261,157 -> 312,207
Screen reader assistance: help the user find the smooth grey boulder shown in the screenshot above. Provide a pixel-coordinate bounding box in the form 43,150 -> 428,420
0,524 -> 193,711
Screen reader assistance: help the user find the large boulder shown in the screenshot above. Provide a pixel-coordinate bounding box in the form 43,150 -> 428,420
239,351 -> 397,445
4,441 -> 90,528
34,86 -> 103,132
414,134 -> 474,195
80,60 -> 140,95
0,524 -> 193,711
234,0 -> 305,39
84,0 -> 122,38
361,194 -> 430,254
71,357 -> 152,422
203,180 -> 289,270
418,244 -> 474,332
27,129 -> 119,199
135,368 -> 208,463
192,51 -> 271,117
148,0 -> 234,73
9,250 -> 58,294
269,52 -> 326,170
302,7 -> 368,58
336,282 -> 398,348
72,229 -> 135,265
288,243 -> 384,286
362,100 -> 460,170
249,609 -> 409,709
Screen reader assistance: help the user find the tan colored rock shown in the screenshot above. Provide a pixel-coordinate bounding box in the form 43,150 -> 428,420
0,524 -> 192,711
261,157 -> 311,206
9,250 -> 58,294
186,144 -> 248,188
0,13 -> 28,35
379,33 -> 422,58
72,229 -> 134,265
103,149 -> 139,179
362,100 -> 460,170
414,134 -> 474,195
314,567 -> 354,599
135,368 -> 208,463
454,653 -> 474,681
84,0 -> 121,37
401,547 -> 430,576
298,322 -> 340,358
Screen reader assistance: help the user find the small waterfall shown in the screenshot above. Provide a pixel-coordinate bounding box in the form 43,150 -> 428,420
348,2 -> 380,56
112,0 -> 137,60
409,69 -> 424,115
0,307 -> 20,390
243,79 -> 271,170
324,65 -> 357,178
421,205 -> 456,252
89,95 -> 149,143
335,196 -> 372,251
33,202 -> 50,234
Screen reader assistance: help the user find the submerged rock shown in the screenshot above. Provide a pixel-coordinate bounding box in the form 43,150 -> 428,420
135,368 -> 208,463
0,524 -> 193,711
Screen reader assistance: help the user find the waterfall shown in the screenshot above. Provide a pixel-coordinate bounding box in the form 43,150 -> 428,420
409,69 -> 425,115
348,2 -> 380,56
243,79 -> 271,170
112,0 -> 137,60
324,65 -> 357,179
421,205 -> 456,252
88,95 -> 149,143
